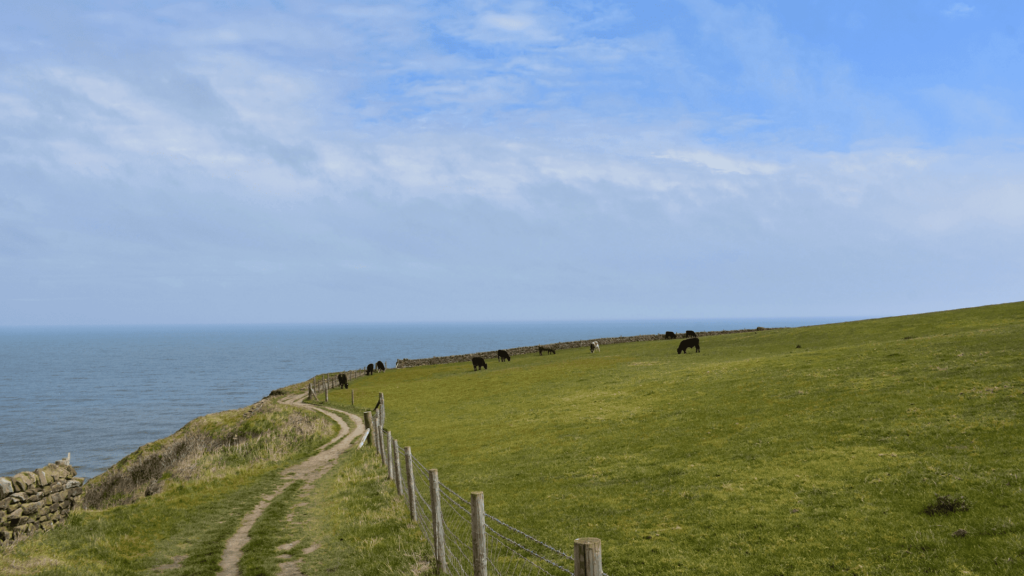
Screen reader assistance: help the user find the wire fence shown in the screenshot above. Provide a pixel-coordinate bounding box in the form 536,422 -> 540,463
365,398 -> 608,576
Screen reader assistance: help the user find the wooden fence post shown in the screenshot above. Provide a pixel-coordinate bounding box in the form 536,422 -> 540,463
379,393 -> 385,426
363,412 -> 372,442
573,538 -> 602,576
351,389 -> 354,407
392,437 -> 404,496
385,431 -> 394,479
404,447 -> 416,521
429,469 -> 447,574
471,492 -> 487,576
324,375 -> 328,402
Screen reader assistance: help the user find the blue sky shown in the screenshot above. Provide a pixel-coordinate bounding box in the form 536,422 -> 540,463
2,1 -> 1022,325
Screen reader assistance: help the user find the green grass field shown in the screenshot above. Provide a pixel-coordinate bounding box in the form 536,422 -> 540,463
327,302 -> 1024,575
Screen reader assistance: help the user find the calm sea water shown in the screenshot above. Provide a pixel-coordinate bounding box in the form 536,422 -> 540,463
0,318 -> 855,479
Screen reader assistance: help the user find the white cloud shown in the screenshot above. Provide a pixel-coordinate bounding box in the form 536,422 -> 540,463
943,3 -> 974,17
656,149 -> 780,175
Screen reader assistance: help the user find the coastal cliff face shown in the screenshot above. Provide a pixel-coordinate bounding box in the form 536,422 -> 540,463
0,460 -> 84,543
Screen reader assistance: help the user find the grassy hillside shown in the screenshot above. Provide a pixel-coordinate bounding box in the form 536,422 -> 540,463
0,396 -> 337,576
328,302 -> 1024,575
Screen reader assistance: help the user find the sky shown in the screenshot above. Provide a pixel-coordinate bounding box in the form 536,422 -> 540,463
1,0 -> 1023,325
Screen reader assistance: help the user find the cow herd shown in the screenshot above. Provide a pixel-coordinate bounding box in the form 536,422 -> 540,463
353,330 -> 703,381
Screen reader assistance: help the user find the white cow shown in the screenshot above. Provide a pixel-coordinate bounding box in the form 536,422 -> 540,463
590,341 -> 600,353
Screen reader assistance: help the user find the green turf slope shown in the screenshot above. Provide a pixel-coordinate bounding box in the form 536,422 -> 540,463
330,302 -> 1024,575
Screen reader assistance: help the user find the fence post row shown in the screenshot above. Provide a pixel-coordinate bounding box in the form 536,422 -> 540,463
573,538 -> 603,576
429,469 -> 447,574
361,391 -> 608,576
392,437 -> 404,497
471,492 -> 487,576
404,447 -> 417,521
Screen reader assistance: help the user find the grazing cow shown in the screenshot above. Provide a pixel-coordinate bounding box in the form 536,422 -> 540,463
677,338 -> 700,354
366,363 -> 375,376
338,373 -> 348,389
498,350 -> 511,362
590,341 -> 600,353
538,345 -> 556,355
665,331 -> 676,339
685,330 -> 697,338
376,360 -> 386,372
472,357 -> 488,371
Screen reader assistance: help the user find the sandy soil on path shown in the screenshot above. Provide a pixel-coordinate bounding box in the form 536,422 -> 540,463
216,394 -> 365,576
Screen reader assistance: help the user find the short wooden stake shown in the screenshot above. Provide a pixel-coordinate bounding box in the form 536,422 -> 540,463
379,392 -> 386,426
404,447 -> 416,521
351,389 -> 355,407
429,469 -> 448,574
385,431 -> 394,479
392,437 -> 404,496
471,492 -> 487,576
363,411 -> 372,441
573,538 -> 602,576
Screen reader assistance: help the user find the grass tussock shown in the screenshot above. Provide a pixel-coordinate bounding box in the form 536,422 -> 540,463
925,494 -> 972,515
84,397 -> 334,509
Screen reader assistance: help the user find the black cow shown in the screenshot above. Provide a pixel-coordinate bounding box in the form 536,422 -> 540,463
376,360 -> 386,372
337,373 -> 348,389
677,338 -> 700,354
665,331 -> 676,339
472,357 -> 488,371
538,345 -> 556,355
685,330 -> 697,338
498,350 -> 511,362
366,363 -> 375,376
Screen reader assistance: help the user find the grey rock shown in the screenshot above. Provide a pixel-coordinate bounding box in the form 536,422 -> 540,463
0,478 -> 12,498
8,507 -> 22,521
22,500 -> 43,514
11,472 -> 37,492
35,468 -> 51,487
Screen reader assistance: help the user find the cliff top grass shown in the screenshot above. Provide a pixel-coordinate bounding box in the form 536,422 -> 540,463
0,394 -> 338,576
326,301 -> 1024,575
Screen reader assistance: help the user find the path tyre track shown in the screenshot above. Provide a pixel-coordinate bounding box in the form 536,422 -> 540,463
216,394 -> 365,576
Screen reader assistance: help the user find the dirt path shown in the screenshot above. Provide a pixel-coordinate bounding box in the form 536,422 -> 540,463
216,394 -> 366,576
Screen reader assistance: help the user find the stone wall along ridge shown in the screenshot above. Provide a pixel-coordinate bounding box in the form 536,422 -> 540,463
1,455 -> 85,544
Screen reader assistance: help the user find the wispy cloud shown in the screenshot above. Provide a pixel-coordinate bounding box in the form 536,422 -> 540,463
1,0 -> 1022,324
943,3 -> 975,17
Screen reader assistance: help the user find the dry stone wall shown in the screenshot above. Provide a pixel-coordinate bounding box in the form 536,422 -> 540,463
0,459 -> 84,543
393,327 -> 777,368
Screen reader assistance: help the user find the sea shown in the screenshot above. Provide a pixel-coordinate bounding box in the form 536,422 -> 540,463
0,318 -> 857,479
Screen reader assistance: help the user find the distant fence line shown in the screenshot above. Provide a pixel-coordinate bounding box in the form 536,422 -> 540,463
294,328 -> 778,401
362,394 -> 607,576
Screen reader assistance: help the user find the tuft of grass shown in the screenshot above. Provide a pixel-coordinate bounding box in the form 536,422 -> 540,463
324,301 -> 1024,575
925,494 -> 972,516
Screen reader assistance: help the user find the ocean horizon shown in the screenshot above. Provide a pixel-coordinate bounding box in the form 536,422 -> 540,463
0,317 -> 860,479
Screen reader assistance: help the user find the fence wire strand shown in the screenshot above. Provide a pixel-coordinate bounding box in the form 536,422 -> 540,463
378,428 -> 608,576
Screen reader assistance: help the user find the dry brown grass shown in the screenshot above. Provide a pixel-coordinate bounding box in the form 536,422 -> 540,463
83,397 -> 335,509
